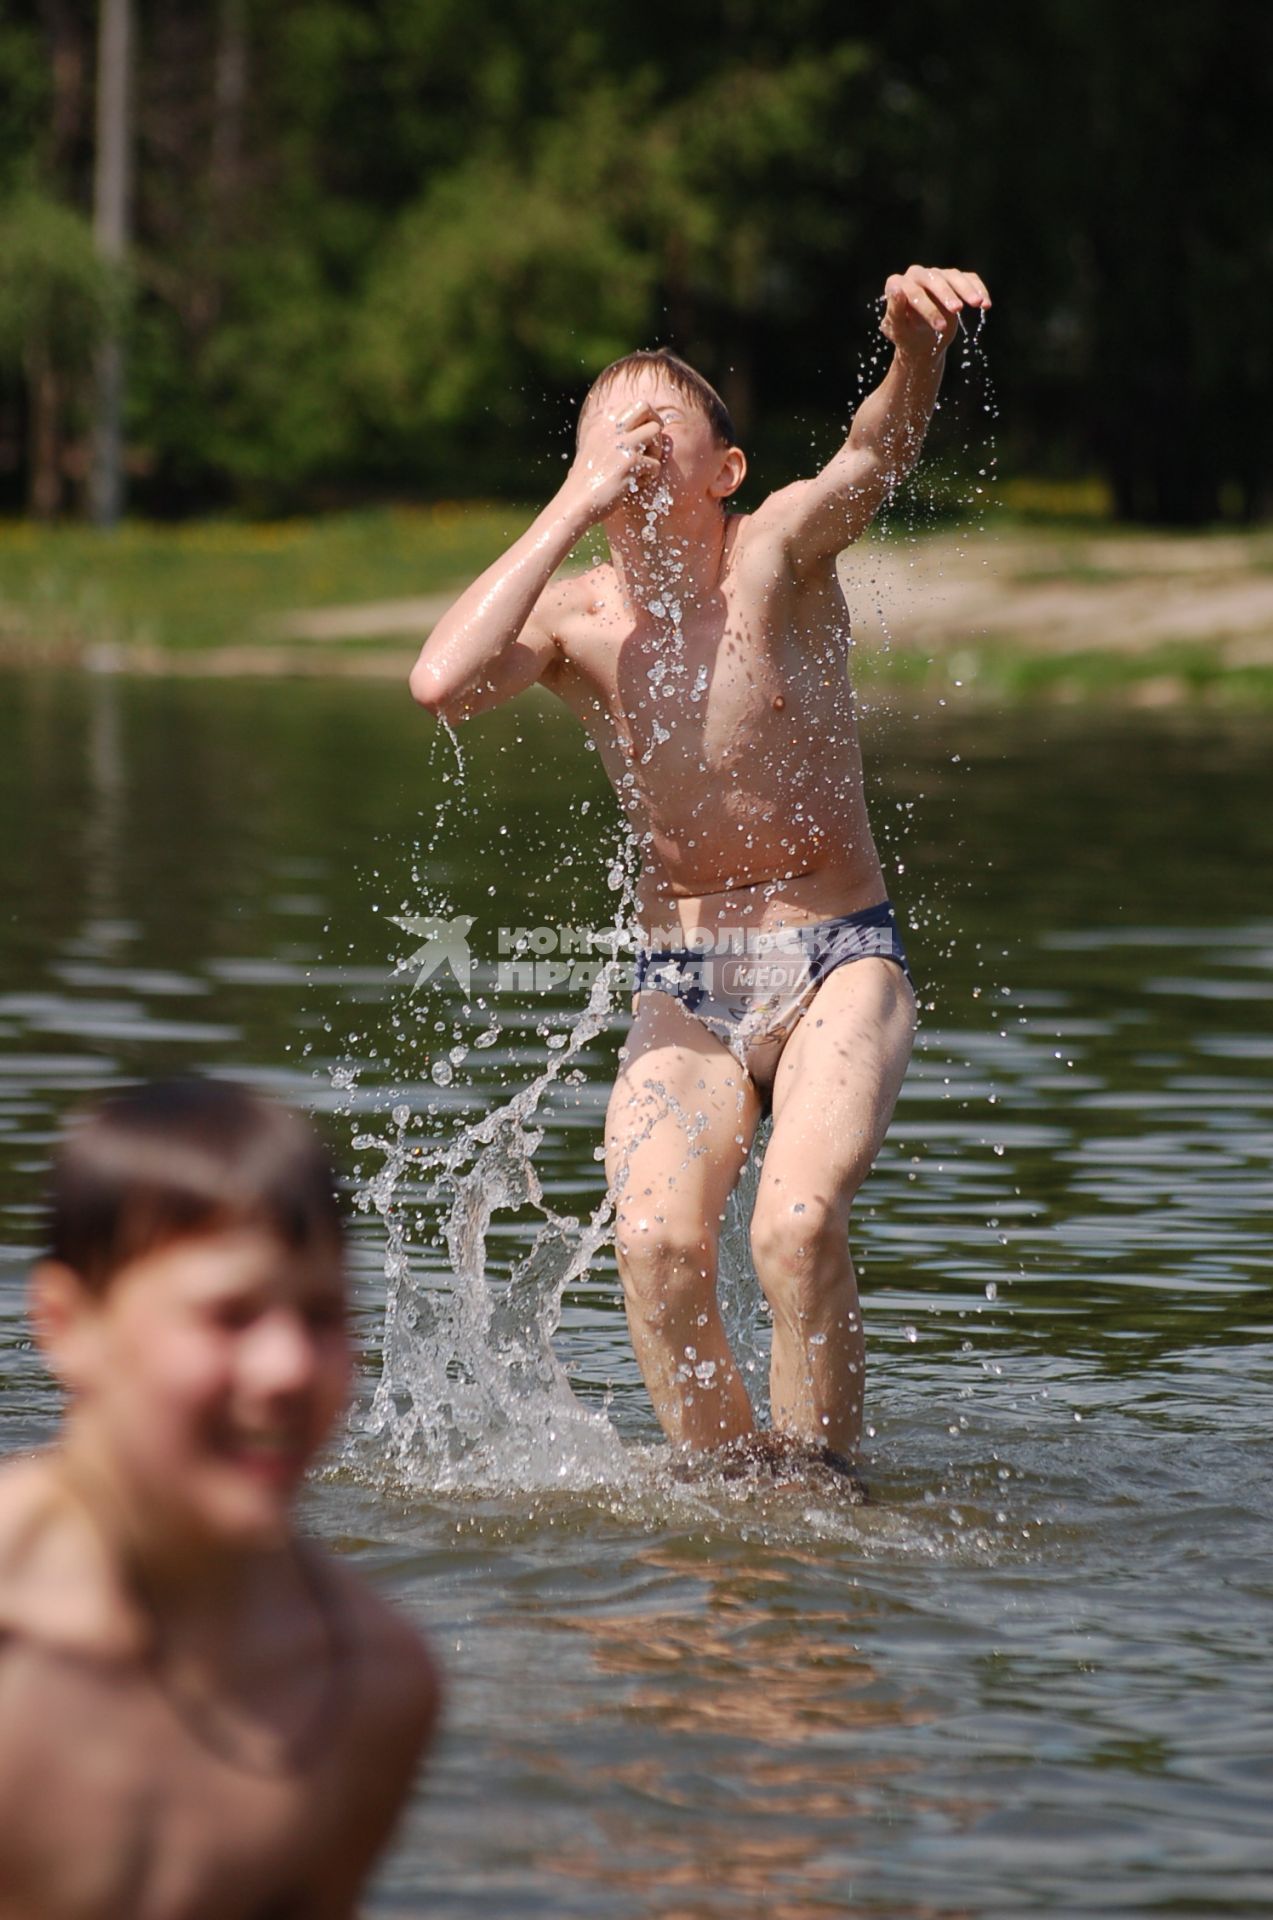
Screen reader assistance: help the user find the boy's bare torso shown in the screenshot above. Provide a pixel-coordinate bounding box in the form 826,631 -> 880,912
542,510 -> 887,940
0,1458 -> 428,1920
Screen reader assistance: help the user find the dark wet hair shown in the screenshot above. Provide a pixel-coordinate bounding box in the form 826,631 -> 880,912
579,348 -> 736,448
46,1078 -> 345,1292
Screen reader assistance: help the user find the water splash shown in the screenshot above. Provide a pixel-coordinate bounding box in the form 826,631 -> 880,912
342,811 -> 652,1493
717,1125 -> 773,1420
334,714 -> 629,1490
342,816 -> 783,1496
352,956 -> 634,1494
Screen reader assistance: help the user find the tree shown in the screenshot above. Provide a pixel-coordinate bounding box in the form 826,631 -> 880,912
1,0 -> 1269,521
90,0 -> 136,527
0,188 -> 117,517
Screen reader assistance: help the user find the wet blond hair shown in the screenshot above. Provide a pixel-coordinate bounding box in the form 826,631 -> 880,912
579,349 -> 736,447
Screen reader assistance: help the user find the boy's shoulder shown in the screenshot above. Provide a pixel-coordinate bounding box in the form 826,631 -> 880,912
0,1454 -> 90,1641
319,1551 -> 441,1745
543,560 -> 615,621
0,1456 -> 439,1746
736,483 -> 823,555
535,563 -> 622,671
0,1450 -> 54,1544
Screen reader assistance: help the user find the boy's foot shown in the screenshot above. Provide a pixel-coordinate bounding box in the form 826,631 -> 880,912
670,1430 -> 869,1504
718,1430 -> 870,1503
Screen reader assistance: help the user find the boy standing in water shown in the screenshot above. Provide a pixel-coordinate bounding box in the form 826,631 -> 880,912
0,1078 -> 440,1917
411,265 -> 990,1473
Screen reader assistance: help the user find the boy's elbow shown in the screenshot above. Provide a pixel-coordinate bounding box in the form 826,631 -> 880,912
409,659 -> 462,721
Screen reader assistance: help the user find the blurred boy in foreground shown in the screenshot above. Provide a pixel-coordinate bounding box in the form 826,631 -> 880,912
411,265 -> 990,1476
0,1079 -> 440,1919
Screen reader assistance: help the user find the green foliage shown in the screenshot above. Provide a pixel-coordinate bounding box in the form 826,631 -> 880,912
0,189 -> 120,371
354,104 -> 655,442
143,243 -> 356,505
649,45 -> 874,278
353,43 -> 879,467
1,0 -> 1269,521
0,503 -> 541,651
0,21 -> 48,191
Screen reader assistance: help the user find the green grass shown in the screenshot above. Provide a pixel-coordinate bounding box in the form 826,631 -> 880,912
992,475 -> 1115,524
0,504 -> 549,653
854,636 -> 1273,707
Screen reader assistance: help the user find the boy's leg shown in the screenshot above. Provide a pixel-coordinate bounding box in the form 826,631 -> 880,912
749,957 -> 916,1455
606,992 -> 763,1449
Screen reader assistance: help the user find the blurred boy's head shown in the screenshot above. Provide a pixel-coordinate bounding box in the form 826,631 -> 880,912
46,1077 -> 343,1290
32,1079 -> 351,1549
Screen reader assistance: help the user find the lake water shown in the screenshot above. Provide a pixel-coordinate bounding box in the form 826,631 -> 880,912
1,668 -> 1271,1917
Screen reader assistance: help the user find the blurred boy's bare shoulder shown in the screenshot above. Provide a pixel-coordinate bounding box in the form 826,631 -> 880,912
0,1456 -> 440,1754
322,1551 -> 442,1748
0,1450 -> 58,1515
517,564 -> 624,708
0,1456 -> 49,1610
0,1455 -> 95,1643
0,1491 -> 440,1920
0,1451 -> 54,1548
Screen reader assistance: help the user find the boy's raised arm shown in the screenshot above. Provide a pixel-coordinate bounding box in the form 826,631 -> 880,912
762,265 -> 991,574
409,401 -> 666,723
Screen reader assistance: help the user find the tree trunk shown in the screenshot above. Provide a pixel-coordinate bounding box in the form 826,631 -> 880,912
31,1 -> 87,514
26,344 -> 64,521
90,0 -> 136,529
38,0 -> 87,181
211,0 -> 247,224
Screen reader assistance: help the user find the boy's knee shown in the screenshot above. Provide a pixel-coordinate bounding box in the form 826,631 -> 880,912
750,1194 -> 851,1320
615,1214 -> 716,1326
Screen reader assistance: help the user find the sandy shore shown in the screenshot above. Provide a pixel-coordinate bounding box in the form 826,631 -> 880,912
843,529 -> 1273,663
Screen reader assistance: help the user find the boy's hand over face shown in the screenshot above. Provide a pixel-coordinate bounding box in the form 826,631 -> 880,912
881,266 -> 991,359
566,400 -> 667,525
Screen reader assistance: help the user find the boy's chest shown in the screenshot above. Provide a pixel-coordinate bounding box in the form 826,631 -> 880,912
0,1651 -> 341,1918
563,585 -> 799,773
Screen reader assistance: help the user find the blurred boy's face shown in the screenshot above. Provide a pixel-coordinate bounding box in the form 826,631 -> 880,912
53,1227 -> 351,1550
